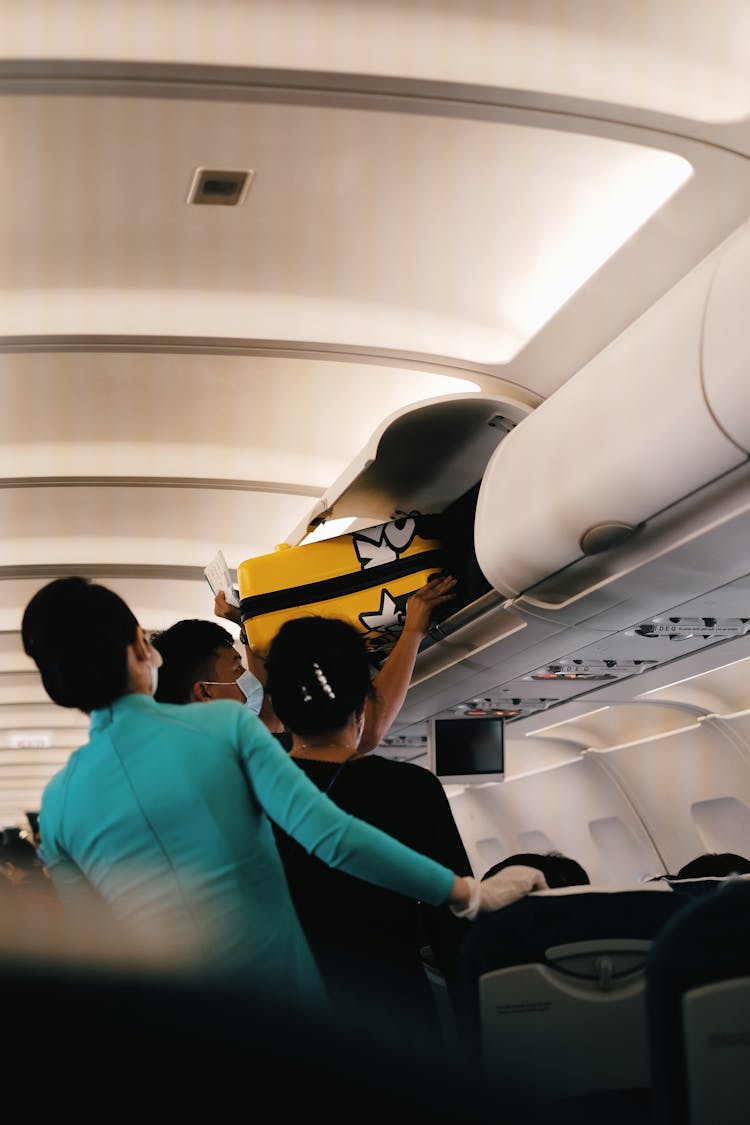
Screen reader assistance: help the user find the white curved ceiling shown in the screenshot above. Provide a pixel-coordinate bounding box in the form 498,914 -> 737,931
3,0 -> 750,826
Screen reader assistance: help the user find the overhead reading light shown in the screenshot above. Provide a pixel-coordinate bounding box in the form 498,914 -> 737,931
526,659 -> 655,680
633,617 -> 750,641
187,168 -> 255,206
529,672 -> 617,681
458,708 -> 521,718
451,699 -> 531,719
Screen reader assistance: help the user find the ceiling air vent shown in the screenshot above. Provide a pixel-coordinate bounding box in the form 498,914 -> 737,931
187,168 -> 254,206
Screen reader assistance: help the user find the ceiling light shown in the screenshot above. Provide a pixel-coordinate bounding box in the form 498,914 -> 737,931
301,517 -> 360,545
500,144 -> 692,361
9,731 -> 53,749
525,706 -> 611,737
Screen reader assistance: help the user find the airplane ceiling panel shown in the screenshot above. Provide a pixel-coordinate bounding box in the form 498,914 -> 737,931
0,91 -> 693,362
4,0 -> 750,124
0,354 -> 480,485
0,484 -> 315,571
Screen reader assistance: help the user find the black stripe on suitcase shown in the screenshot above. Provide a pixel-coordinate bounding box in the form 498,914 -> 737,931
240,548 -> 445,620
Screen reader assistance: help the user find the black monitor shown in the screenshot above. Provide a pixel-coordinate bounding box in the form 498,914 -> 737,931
427,715 -> 505,785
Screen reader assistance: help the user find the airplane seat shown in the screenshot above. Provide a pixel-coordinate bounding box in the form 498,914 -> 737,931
454,884 -> 685,1048
667,873 -> 750,900
477,938 -> 654,1101
454,885 -> 693,1119
681,975 -> 750,1125
645,878 -> 750,1125
420,945 -> 462,1051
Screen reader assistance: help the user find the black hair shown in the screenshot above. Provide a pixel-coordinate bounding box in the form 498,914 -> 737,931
0,834 -> 40,872
674,852 -> 750,879
264,616 -> 374,736
21,576 -> 138,713
481,851 -> 590,889
151,619 -> 236,704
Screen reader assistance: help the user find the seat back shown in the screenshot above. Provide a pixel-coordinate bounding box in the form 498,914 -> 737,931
682,975 -> 750,1125
478,938 -> 653,1099
646,879 -> 750,1125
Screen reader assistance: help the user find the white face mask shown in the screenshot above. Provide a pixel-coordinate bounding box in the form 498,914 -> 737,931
202,669 -> 264,715
235,669 -> 265,715
144,630 -> 162,697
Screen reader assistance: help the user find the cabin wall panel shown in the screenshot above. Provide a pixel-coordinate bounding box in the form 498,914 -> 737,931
709,712 -> 750,762
448,756 -> 663,884
597,726 -> 750,874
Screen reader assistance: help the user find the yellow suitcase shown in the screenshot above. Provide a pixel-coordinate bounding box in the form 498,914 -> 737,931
237,515 -> 444,660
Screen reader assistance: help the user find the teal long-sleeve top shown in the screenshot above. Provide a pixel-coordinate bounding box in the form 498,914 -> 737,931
39,694 -> 454,1005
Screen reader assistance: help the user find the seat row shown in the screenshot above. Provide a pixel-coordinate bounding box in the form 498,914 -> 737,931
453,876 -> 750,1125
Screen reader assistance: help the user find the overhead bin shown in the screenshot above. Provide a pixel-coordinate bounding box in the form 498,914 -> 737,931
279,390 -> 537,671
272,222 -> 750,725
284,391 -> 535,542
702,224 -> 750,454
475,219 -> 750,613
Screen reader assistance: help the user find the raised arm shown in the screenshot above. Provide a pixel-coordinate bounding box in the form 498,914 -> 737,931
358,573 -> 457,753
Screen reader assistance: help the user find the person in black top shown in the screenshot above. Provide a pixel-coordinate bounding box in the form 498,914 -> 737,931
264,613 -> 475,1045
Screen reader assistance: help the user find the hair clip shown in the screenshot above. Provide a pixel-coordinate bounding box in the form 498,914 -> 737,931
313,662 -> 336,700
299,681 -> 312,703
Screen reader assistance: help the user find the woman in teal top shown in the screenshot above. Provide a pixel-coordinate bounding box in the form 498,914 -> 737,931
22,577 -> 544,1008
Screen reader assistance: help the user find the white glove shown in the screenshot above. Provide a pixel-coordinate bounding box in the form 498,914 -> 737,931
450,865 -> 548,921
449,876 -> 482,920
479,864 -> 549,912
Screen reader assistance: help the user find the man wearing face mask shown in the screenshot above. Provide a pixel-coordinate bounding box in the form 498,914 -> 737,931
151,620 -> 266,717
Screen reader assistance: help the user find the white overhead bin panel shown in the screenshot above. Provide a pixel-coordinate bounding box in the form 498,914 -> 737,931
284,391 -> 534,543
475,220 -> 750,614
703,223 -> 750,454
282,390 -> 541,685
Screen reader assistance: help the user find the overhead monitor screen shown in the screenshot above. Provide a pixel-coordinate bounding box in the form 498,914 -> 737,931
427,715 -> 505,785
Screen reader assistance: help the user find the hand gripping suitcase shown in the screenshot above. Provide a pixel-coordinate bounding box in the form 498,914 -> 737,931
237,514 -> 444,661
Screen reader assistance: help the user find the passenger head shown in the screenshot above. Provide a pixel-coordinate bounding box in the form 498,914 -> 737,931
151,619 -> 263,712
264,616 -> 374,737
481,851 -> 590,889
674,852 -> 750,879
21,576 -> 152,713
0,834 -> 42,886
